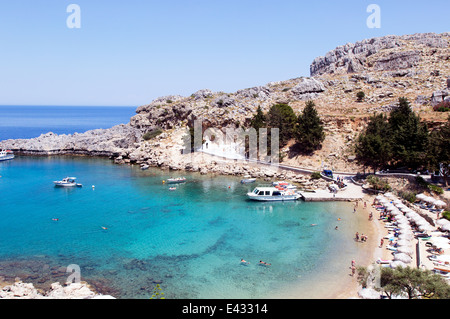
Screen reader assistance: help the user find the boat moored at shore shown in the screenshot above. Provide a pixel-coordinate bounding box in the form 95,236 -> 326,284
241,175 -> 256,184
0,150 -> 14,162
247,186 -> 301,201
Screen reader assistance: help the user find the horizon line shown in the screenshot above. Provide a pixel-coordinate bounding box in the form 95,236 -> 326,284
0,104 -> 138,108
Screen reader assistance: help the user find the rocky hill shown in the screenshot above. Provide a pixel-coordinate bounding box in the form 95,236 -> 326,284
2,32 -> 449,175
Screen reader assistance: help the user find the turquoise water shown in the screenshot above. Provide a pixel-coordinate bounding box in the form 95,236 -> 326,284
0,156 -> 361,299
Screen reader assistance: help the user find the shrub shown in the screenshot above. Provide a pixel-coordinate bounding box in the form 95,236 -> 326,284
442,211 -> 450,221
356,91 -> 366,102
366,175 -> 391,192
143,128 -> 163,141
416,176 -> 443,195
428,184 -> 444,195
311,172 -> 322,180
433,101 -> 450,112
400,191 -> 417,203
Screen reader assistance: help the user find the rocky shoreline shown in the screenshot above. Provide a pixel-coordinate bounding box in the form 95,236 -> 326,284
0,281 -> 115,299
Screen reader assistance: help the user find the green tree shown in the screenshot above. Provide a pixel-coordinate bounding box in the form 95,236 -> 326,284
380,266 -> 450,299
355,113 -> 392,173
294,101 -> 325,154
250,105 -> 267,137
427,115 -> 450,186
389,97 -> 429,169
266,103 -> 297,146
356,91 -> 366,102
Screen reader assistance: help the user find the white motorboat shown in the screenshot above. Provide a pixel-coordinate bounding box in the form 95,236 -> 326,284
54,177 -> 83,188
0,150 -> 14,162
241,175 -> 256,184
247,186 -> 301,201
166,177 -> 186,184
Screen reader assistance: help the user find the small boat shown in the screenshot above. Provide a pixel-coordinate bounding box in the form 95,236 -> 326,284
0,150 -> 14,162
247,186 -> 301,201
54,177 -> 83,188
241,175 -> 256,184
166,177 -> 186,184
272,181 -> 297,190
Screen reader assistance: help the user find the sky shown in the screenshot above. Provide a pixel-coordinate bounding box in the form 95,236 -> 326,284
0,0 -> 448,107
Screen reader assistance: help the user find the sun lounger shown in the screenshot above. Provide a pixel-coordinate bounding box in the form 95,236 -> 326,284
376,258 -> 390,264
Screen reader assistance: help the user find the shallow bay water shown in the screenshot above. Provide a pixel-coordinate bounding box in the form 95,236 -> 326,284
0,156 -> 368,298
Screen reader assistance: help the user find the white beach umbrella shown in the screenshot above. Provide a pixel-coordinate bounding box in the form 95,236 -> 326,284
429,237 -> 450,248
416,193 -> 427,201
418,224 -> 434,232
424,196 -> 436,204
390,260 -> 407,268
391,209 -> 402,216
376,195 -> 385,201
434,200 -> 447,208
442,224 -> 450,232
436,219 -> 450,227
386,204 -> 396,211
413,217 -> 428,226
384,192 -> 395,199
397,246 -> 414,256
397,222 -> 410,230
398,234 -> 413,241
397,240 -> 411,247
394,253 -> 413,263
393,199 -> 403,206
399,227 -> 413,235
405,211 -> 419,219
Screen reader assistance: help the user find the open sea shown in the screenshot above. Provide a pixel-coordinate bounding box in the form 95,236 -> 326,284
0,105 -> 370,299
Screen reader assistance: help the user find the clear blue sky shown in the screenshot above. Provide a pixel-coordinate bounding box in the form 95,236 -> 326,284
0,0 -> 448,106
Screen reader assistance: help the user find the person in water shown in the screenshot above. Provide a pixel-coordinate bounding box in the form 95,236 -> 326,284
259,260 -> 271,266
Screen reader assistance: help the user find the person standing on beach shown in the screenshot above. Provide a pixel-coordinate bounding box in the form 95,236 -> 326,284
355,232 -> 359,241
351,265 -> 356,276
380,238 -> 384,248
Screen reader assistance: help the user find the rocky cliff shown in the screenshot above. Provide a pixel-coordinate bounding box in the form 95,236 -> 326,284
1,32 -> 449,175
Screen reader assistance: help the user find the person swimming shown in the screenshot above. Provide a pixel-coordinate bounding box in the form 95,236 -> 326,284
240,259 -> 250,265
259,260 -> 271,266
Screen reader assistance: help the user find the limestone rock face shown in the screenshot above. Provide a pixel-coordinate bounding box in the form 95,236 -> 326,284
373,50 -> 421,71
0,281 -> 115,299
290,78 -> 326,101
0,124 -> 141,156
310,33 -> 448,76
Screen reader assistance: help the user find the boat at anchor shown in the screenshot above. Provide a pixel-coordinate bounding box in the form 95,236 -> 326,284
54,177 -> 83,188
166,177 -> 186,184
247,186 -> 301,201
0,150 -> 14,162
